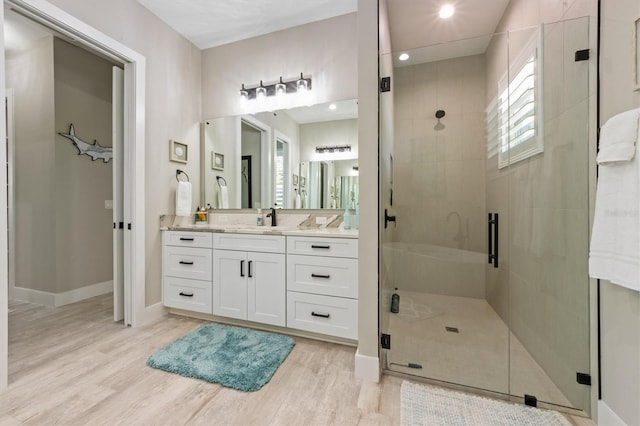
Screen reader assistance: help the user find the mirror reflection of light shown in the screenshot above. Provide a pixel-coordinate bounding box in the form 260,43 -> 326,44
439,4 -> 455,19
329,104 -> 337,110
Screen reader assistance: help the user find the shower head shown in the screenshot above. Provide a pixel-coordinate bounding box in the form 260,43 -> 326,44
435,110 -> 446,119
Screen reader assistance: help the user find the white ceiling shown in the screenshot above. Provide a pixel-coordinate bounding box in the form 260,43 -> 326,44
136,0 -> 358,49
3,7 -> 54,56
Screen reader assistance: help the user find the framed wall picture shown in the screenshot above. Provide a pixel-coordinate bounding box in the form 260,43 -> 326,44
212,152 -> 225,170
635,17 -> 640,91
292,174 -> 299,186
170,140 -> 188,163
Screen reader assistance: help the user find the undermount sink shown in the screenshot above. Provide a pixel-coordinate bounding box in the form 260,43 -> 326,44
212,224 -> 291,231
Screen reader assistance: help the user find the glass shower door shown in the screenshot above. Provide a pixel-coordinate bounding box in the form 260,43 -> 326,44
379,17 -> 593,415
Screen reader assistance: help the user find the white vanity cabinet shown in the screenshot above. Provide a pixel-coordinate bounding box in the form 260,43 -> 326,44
162,231 -> 213,314
212,234 -> 286,327
286,236 -> 358,339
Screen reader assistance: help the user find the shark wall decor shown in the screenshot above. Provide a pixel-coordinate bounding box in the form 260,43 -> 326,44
58,123 -> 113,163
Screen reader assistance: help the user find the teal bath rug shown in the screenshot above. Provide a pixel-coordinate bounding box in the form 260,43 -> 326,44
146,323 -> 295,392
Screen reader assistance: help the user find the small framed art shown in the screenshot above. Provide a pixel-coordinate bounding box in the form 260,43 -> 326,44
212,152 -> 225,170
170,140 -> 188,164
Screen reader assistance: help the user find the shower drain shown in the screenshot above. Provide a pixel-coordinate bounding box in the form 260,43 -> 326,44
445,326 -> 460,333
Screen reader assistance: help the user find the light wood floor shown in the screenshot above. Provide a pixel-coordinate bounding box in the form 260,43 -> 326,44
2,295 -> 592,425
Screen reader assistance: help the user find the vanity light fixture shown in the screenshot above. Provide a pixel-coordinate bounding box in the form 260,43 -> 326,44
439,4 -> 455,19
239,73 -> 312,101
239,84 -> 249,106
399,53 -> 410,61
315,144 -> 351,154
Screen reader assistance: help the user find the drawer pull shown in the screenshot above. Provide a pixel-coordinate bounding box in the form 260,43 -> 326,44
179,260 -> 194,265
311,244 -> 331,249
311,311 -> 330,319
248,260 -> 253,278
179,237 -> 195,241
179,292 -> 194,297
311,273 -> 331,279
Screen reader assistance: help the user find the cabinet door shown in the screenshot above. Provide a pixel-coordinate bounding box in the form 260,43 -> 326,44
212,250 -> 247,320
247,252 -> 286,327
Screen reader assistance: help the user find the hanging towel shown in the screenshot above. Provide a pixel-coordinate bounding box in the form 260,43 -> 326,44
596,108 -> 640,164
218,186 -> 229,209
589,109 -> 640,291
294,191 -> 302,209
175,181 -> 192,217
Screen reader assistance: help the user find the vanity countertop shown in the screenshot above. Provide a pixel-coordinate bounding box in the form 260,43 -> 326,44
160,214 -> 359,239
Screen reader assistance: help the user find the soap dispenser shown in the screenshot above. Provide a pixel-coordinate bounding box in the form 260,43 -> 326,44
343,207 -> 351,230
391,288 -> 400,313
256,208 -> 263,226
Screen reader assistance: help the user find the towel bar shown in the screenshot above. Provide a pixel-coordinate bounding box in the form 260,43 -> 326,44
176,169 -> 190,182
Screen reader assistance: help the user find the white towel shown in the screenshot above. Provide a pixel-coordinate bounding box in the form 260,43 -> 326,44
218,186 -> 229,209
175,181 -> 192,217
589,110 -> 640,291
596,108 -> 640,164
294,191 -> 302,209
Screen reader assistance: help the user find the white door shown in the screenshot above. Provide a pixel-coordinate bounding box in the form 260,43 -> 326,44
247,252 -> 286,326
212,249 -> 247,320
112,67 -> 124,322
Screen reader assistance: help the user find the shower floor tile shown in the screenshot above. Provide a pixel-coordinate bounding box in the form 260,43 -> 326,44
385,290 -> 574,408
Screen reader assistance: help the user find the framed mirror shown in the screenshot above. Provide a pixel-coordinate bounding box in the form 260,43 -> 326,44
202,98 -> 358,209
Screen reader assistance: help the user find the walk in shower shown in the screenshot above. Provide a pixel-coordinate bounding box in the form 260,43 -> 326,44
379,17 -> 594,414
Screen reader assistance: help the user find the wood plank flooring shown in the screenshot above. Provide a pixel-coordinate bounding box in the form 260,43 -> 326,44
1,295 -> 592,425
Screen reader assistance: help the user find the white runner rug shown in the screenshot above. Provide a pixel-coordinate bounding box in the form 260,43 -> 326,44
401,381 -> 572,426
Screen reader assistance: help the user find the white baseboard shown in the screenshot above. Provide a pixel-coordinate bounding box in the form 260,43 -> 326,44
598,400 -> 628,426
55,281 -> 113,307
11,281 -> 113,307
355,347 -> 380,382
139,302 -> 167,326
11,286 -> 55,306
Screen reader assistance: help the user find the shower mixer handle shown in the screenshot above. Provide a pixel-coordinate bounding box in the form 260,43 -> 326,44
385,209 -> 397,229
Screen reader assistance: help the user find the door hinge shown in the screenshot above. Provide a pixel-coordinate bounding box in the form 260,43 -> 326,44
119,222 -> 124,229
575,49 -> 589,61
576,372 -> 591,386
113,222 -> 116,229
380,76 -> 391,92
381,333 -> 391,349
127,223 -> 132,230
524,394 -> 537,407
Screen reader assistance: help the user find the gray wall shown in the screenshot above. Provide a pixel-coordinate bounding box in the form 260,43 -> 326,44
6,36 -> 114,295
299,119 -> 358,163
6,36 -> 56,294
599,0 -> 640,424
54,38 -> 114,293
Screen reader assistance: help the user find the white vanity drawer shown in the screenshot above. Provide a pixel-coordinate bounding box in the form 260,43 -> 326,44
213,233 -> 285,253
163,246 -> 212,281
286,236 -> 358,258
286,292 -> 358,340
165,231 -> 213,249
287,254 -> 358,299
163,277 -> 212,314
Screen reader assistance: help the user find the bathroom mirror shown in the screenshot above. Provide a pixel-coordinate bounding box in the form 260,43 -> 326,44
202,98 -> 358,209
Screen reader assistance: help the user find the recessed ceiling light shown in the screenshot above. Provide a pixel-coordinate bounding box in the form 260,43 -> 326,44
439,4 -> 455,19
329,104 -> 337,110
398,53 -> 410,61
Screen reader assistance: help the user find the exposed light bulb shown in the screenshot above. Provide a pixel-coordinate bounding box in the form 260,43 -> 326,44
296,73 -> 308,93
239,84 -> 248,108
399,53 -> 410,61
439,4 -> 454,19
275,77 -> 286,97
256,80 -> 267,100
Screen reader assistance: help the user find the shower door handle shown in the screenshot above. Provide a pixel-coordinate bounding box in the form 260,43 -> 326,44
385,209 -> 396,229
488,213 -> 499,268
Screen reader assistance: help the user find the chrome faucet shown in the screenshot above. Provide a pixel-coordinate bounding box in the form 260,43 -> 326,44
266,207 -> 277,227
